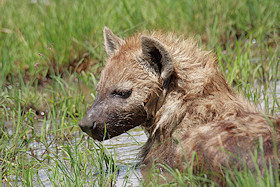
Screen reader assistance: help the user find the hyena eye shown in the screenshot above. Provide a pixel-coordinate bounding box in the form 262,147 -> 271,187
111,89 -> 132,99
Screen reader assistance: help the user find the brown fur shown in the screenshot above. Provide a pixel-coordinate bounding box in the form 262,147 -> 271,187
79,27 -> 280,183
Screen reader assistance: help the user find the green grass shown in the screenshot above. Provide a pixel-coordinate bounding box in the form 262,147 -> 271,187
0,0 -> 280,186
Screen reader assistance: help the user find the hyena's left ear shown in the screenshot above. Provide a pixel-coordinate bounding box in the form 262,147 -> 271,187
141,36 -> 174,85
103,27 -> 124,57
141,36 -> 174,122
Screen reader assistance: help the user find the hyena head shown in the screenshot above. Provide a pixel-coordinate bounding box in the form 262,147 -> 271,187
79,27 -> 174,141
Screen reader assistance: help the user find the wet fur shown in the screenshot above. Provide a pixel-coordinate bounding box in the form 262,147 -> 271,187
80,28 -> 280,183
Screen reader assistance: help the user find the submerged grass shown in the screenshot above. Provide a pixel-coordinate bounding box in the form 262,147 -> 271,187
1,0 -> 280,186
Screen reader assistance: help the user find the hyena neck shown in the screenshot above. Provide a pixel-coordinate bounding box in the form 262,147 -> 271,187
139,37 -> 259,162
140,72 -> 258,161
147,71 -> 250,137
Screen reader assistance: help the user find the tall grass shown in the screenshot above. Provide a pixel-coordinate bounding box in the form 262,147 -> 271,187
0,0 -> 279,186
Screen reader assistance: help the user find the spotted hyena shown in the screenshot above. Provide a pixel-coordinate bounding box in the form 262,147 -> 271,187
79,27 -> 280,181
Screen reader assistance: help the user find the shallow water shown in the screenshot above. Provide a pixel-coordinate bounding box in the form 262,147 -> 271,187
253,80 -> 280,114
29,126 -> 147,186
4,80 -> 280,186
4,118 -> 147,186
103,128 -> 147,186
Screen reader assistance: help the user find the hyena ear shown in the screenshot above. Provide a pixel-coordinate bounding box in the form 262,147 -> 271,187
103,27 -> 124,57
141,36 -> 174,83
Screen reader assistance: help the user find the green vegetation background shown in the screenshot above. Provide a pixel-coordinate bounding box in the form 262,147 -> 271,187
0,0 -> 279,186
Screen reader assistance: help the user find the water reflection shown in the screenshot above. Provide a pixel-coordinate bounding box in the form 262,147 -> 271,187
103,127 -> 147,186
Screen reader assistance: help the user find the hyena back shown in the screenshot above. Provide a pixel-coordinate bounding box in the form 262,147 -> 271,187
79,27 -> 280,181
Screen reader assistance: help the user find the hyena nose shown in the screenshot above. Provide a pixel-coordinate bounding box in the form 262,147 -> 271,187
79,121 -> 97,133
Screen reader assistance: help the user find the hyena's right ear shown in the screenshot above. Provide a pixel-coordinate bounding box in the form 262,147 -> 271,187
103,27 -> 124,57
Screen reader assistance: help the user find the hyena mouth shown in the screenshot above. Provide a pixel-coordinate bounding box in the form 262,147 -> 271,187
79,120 -> 103,140
79,121 -> 96,134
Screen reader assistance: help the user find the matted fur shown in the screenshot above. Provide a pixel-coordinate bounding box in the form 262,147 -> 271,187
79,27 -> 280,183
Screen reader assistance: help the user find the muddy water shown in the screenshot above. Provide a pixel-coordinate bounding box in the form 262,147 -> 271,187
32,126 -> 147,186
6,120 -> 147,186
6,81 -> 280,186
252,80 -> 280,114
103,127 -> 147,186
